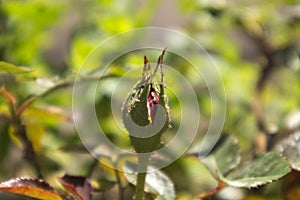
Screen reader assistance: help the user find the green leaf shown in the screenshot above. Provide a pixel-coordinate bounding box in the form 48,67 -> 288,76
124,163 -> 175,200
92,179 -> 116,192
0,177 -> 62,200
274,131 -> 300,171
0,62 -> 34,83
0,62 -> 32,74
202,135 -> 241,177
221,153 -> 291,188
26,124 -> 45,153
21,107 -> 68,127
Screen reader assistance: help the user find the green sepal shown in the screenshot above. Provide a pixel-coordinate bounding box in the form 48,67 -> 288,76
122,82 -> 161,153
158,83 -> 171,133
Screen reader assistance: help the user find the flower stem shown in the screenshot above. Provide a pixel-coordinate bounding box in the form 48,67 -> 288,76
135,172 -> 147,200
135,154 -> 150,200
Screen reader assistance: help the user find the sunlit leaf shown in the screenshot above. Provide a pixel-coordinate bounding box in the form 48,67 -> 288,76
202,135 -> 241,177
70,36 -> 97,70
26,124 -> 45,152
96,161 -> 128,191
274,131 -> 300,171
8,125 -> 23,149
59,174 -> 92,200
21,107 -> 68,126
0,62 -> 32,74
0,177 -> 62,200
124,163 -> 175,200
20,107 -> 68,152
101,15 -> 133,34
221,153 -> 291,188
93,144 -> 136,168
91,179 -> 116,192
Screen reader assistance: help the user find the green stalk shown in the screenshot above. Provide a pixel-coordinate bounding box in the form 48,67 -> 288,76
134,154 -> 150,200
135,172 -> 147,200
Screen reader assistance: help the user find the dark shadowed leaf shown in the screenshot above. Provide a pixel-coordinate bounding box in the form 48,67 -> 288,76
274,131 -> 300,171
202,135 -> 241,177
221,153 -> 291,188
0,177 -> 62,200
124,163 -> 175,200
285,171 -> 300,200
58,174 -> 92,200
58,143 -> 89,154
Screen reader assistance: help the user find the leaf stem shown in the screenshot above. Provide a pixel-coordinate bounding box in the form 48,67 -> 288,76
17,73 -> 116,116
197,182 -> 225,199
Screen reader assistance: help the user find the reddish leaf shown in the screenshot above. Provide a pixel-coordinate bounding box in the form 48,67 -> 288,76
0,177 -> 62,200
59,174 -> 92,200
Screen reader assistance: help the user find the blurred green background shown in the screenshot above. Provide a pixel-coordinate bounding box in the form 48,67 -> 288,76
0,0 -> 299,199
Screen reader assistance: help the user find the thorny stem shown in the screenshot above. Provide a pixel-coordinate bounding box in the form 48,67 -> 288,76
12,112 -> 43,178
1,86 -> 43,178
250,33 -> 285,152
237,20 -> 293,153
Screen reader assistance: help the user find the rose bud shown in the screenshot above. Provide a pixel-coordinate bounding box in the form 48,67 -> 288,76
122,49 -> 170,153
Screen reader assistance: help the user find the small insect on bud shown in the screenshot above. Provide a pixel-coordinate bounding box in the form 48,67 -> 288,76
122,49 -> 171,153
